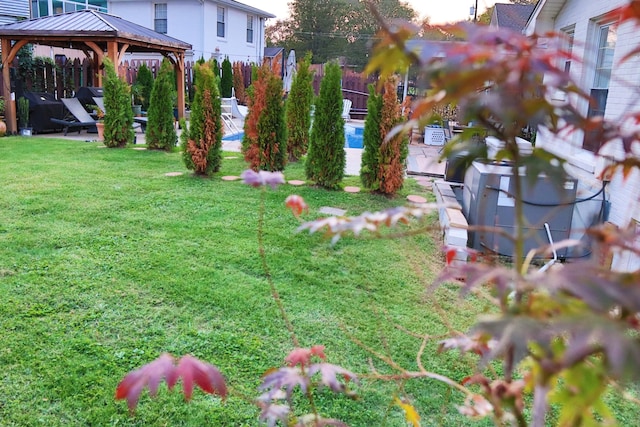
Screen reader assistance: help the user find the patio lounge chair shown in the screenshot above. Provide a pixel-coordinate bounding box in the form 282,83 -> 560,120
342,99 -> 352,121
50,98 -> 97,136
93,97 -> 148,133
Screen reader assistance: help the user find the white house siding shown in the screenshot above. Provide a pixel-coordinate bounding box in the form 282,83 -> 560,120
527,0 -> 640,271
108,0 -> 273,63
0,0 -> 30,25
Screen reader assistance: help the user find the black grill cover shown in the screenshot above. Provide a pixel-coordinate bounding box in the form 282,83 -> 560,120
75,87 -> 103,109
21,92 -> 65,133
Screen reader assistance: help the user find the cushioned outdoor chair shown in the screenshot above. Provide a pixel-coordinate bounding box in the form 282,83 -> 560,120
50,98 -> 97,135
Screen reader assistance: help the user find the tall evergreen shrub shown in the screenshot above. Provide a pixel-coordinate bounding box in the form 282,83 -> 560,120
221,57 -> 233,98
360,78 -> 408,194
305,61 -> 345,189
258,68 -> 286,171
211,59 -> 222,94
232,61 -> 246,104
102,59 -> 134,148
285,53 -> 314,162
146,59 -> 177,151
134,63 -> 154,111
181,63 -> 223,175
360,84 -> 383,189
242,64 -> 268,171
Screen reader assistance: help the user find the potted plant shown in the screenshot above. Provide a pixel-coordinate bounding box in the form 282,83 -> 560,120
0,96 -> 6,137
17,97 -> 32,136
131,83 -> 143,117
89,104 -> 105,141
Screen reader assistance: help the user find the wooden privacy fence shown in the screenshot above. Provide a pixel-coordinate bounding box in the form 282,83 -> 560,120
311,66 -> 375,120
0,57 -> 372,118
0,57 -> 256,104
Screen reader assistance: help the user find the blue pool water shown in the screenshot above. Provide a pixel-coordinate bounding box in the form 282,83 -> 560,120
222,123 -> 365,148
344,124 -> 364,149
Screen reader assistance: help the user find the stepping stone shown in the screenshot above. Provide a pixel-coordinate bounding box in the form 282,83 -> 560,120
415,180 -> 433,189
224,156 -> 239,159
165,172 -> 183,177
132,147 -> 147,151
319,206 -> 347,216
407,194 -> 427,204
344,186 -> 360,193
288,180 -> 305,186
221,175 -> 240,181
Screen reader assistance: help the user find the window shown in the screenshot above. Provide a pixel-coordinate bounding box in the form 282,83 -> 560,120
32,0 -> 107,17
246,15 -> 254,43
154,3 -> 168,34
217,7 -> 225,38
562,26 -> 575,73
584,23 -> 617,152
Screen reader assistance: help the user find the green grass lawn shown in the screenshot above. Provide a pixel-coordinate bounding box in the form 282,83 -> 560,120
0,137 -> 634,426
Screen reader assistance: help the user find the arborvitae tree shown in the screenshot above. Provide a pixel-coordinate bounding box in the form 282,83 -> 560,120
258,68 -> 286,171
221,57 -> 233,98
242,64 -> 268,171
146,59 -> 177,151
360,84 -> 383,189
232,61 -> 246,104
378,77 -> 408,194
211,59 -> 222,94
102,58 -> 135,148
181,63 -> 223,175
305,61 -> 345,189
285,53 -> 314,162
135,63 -> 154,111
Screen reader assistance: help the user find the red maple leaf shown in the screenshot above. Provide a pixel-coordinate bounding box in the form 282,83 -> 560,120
115,353 -> 226,413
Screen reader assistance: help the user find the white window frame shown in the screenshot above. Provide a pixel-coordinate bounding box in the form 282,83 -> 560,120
217,6 -> 226,38
154,3 -> 168,34
583,20 -> 617,153
246,15 -> 254,44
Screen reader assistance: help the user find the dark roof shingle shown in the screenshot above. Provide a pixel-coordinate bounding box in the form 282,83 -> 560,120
493,3 -> 535,32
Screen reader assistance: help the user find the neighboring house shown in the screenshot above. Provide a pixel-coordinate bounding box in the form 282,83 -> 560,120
0,0 -> 29,25
524,0 -> 640,272
108,0 -> 275,63
489,3 -> 535,32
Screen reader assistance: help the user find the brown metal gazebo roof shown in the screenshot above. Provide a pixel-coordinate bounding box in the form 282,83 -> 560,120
0,9 -> 192,133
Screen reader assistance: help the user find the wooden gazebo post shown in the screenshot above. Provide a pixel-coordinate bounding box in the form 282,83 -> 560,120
1,38 -> 28,134
163,52 -> 186,119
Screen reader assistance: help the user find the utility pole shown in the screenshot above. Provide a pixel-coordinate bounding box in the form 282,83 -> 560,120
474,0 -> 479,21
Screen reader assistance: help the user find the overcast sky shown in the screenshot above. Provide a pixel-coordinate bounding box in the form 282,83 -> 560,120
241,0 -> 500,25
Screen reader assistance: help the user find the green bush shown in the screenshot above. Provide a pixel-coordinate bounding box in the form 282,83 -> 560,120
146,59 -> 177,151
285,53 -> 314,162
181,63 -> 223,175
102,59 -> 135,148
220,57 -> 233,98
17,97 -> 30,128
242,64 -> 267,171
360,84 -> 382,190
305,61 -> 345,189
258,67 -> 287,171
211,59 -> 222,94
134,63 -> 154,111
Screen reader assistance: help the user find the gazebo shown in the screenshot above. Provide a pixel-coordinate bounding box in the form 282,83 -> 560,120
0,9 -> 192,134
